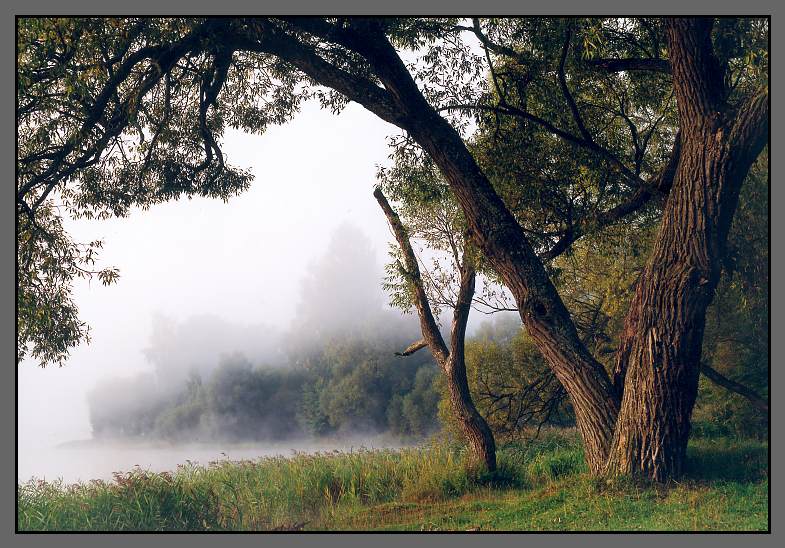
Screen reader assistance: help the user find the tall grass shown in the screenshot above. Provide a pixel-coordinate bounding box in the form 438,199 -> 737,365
18,442 -> 478,531
17,430 -> 768,531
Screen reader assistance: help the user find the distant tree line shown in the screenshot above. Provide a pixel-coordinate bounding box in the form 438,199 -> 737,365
86,313 -> 576,444
88,334 -> 440,442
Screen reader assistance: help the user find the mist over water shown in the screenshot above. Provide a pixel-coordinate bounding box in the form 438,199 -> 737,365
19,223 -> 424,484
17,101 -> 502,486
19,437 -> 407,485
18,226 -> 420,484
17,102 -> 416,484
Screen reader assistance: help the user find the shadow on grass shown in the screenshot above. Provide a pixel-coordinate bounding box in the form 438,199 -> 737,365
684,438 -> 768,483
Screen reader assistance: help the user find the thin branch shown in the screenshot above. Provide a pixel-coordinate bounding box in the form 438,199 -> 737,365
469,18 -> 530,67
374,187 -> 449,363
557,28 -> 594,144
395,339 -> 428,357
541,130 -> 681,261
449,245 -> 476,355
438,102 -> 646,189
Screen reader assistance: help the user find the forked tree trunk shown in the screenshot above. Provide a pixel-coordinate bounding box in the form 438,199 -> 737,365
606,19 -> 769,480
403,107 -> 621,476
374,188 -> 496,472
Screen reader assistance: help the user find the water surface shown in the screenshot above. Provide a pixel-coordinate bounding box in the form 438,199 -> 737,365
18,437 -> 404,484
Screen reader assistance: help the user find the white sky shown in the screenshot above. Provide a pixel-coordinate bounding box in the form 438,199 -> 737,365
18,99 -> 407,449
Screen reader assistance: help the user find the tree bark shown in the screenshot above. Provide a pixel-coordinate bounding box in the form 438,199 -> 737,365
374,188 -> 496,472
606,19 -> 769,481
445,265 -> 497,472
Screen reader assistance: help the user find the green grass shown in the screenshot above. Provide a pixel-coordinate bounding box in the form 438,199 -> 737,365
17,431 -> 768,531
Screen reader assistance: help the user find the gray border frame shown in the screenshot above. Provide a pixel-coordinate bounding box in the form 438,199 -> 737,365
3,1 -> 780,547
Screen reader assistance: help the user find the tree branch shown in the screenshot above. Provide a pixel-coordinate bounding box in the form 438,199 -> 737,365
374,188 -> 449,364
438,102 -> 647,189
449,247 -> 476,357
586,57 -> 671,74
395,339 -> 428,356
469,18 -> 530,67
728,88 -> 769,171
701,362 -> 768,413
541,131 -> 681,261
234,19 -> 407,128
557,28 -> 594,144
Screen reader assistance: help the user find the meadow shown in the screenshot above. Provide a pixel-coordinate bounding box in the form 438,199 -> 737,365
17,429 -> 769,532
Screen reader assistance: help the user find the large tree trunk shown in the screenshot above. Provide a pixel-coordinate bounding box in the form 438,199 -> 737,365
606,132 -> 723,480
356,24 -> 619,474
606,19 -> 769,480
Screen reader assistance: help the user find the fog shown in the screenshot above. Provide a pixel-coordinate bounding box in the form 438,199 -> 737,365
17,100 -> 406,478
18,97 -> 502,484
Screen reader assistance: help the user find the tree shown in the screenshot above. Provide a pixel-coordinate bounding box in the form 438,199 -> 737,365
464,321 -> 572,439
375,156 -> 567,458
375,187 -> 497,471
18,202 -> 118,365
604,19 -> 768,479
18,17 -> 768,481
17,18 -> 254,365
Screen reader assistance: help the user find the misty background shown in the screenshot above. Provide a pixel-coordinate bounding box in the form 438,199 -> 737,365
17,99 -> 506,483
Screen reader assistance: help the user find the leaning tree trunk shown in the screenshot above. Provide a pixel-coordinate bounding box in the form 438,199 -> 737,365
606,18 -> 769,481
354,27 -> 620,473
407,109 -> 621,475
606,132 -> 724,480
445,352 -> 497,472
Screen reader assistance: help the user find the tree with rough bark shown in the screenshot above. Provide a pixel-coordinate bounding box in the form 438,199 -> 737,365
17,17 -> 768,481
603,19 -> 768,479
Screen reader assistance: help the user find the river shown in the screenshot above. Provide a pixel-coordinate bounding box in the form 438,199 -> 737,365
17,437 -> 405,485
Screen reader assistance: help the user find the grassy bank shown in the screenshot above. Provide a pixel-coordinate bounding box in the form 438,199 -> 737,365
17,430 -> 768,531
